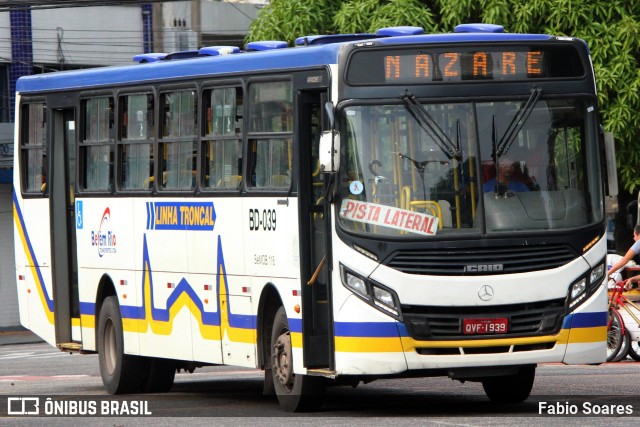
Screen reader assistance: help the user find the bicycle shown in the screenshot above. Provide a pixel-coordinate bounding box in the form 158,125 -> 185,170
607,278 -> 640,362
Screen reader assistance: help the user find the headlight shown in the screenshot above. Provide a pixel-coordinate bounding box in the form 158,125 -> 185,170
567,261 -> 605,311
372,285 -> 400,316
569,278 -> 587,308
590,263 -> 605,284
343,268 -> 368,298
340,263 -> 402,320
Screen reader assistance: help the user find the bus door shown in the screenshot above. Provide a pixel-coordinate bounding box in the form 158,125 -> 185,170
49,107 -> 80,349
298,89 -> 333,369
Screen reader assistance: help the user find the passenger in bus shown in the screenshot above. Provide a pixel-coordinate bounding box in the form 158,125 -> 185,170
482,157 -> 530,193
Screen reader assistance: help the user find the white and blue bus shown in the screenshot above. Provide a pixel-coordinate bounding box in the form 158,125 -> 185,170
13,24 -> 612,411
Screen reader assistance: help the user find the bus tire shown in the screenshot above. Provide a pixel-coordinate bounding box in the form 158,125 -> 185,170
482,365 -> 535,403
141,357 -> 176,393
97,296 -> 144,394
270,306 -> 324,412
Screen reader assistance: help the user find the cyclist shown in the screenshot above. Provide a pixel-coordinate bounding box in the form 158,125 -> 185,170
608,224 -> 640,288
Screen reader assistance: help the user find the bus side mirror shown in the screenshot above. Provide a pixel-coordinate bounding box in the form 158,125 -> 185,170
319,130 -> 340,173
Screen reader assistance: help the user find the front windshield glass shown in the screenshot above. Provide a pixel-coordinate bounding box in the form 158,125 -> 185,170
336,97 -> 603,238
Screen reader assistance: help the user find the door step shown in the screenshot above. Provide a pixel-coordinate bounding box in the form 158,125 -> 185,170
307,368 -> 336,378
57,342 -> 83,353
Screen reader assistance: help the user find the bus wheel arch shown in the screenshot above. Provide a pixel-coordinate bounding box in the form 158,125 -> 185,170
94,274 -> 116,350
257,283 -> 282,371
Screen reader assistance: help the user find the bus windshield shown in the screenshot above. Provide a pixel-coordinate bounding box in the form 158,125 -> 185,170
336,97 -> 603,237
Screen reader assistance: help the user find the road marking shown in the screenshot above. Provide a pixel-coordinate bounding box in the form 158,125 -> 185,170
0,374 -> 92,382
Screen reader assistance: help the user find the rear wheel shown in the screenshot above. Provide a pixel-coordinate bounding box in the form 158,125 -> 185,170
271,307 -> 324,412
97,296 -> 144,394
482,365 -> 535,403
141,357 -> 176,392
606,310 -> 624,362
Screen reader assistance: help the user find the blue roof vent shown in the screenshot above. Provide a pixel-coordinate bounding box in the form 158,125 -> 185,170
199,46 -> 240,56
133,52 -> 168,63
376,26 -> 424,37
164,50 -> 200,60
454,23 -> 504,33
245,41 -> 288,51
295,33 -> 377,46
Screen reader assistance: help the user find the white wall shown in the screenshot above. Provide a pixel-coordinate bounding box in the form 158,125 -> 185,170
0,12 -> 10,67
200,1 -> 264,37
0,184 -> 18,330
32,6 -> 144,66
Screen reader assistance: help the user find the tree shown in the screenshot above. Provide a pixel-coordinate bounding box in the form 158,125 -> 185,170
248,0 -> 640,196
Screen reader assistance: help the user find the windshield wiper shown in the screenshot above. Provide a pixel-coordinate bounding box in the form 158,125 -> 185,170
402,91 -> 461,160
494,88 -> 542,157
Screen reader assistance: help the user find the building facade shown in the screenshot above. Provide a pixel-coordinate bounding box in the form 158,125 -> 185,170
0,1 -> 265,330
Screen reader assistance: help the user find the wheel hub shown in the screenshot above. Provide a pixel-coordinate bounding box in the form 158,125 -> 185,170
273,332 -> 293,387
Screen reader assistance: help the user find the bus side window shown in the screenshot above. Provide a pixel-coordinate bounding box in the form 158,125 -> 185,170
247,81 -> 293,190
202,86 -> 243,190
20,102 -> 48,193
118,93 -> 154,190
159,90 -> 196,190
80,96 -> 114,191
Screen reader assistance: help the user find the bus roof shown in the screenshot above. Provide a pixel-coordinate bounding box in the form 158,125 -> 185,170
16,30 -> 557,94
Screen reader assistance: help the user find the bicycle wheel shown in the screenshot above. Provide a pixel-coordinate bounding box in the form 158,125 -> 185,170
606,310 -> 624,362
629,339 -> 640,362
612,329 -> 631,362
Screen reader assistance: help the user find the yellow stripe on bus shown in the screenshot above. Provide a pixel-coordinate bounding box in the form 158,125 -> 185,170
13,204 -> 55,325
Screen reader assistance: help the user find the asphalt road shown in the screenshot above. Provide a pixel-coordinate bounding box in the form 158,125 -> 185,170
1,340 -> 640,426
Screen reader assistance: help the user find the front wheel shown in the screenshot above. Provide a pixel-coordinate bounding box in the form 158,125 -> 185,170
270,307 -> 324,412
482,365 -> 535,403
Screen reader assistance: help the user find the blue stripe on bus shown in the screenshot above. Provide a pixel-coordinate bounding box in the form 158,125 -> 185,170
562,311 -> 607,329
335,321 -> 400,338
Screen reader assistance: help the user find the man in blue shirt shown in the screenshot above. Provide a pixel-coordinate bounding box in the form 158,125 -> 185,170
483,157 -> 530,193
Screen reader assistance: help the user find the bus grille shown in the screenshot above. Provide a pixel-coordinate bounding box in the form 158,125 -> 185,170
385,244 -> 577,275
402,299 -> 565,340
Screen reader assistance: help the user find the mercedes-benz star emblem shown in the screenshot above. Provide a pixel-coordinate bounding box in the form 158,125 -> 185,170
478,285 -> 495,301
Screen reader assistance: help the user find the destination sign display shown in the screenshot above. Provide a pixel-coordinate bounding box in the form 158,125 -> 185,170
346,44 -> 584,85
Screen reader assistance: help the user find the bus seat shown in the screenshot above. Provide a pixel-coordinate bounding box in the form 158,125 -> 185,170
409,200 -> 443,229
437,199 -> 453,228
143,176 -> 155,189
216,175 -> 242,189
271,174 -> 290,187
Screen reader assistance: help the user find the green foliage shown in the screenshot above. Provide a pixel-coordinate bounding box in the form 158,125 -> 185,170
369,0 -> 437,33
247,0 -> 341,44
248,0 -> 640,194
333,0 -> 381,34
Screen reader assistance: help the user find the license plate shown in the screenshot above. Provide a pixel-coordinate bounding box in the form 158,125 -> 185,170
462,317 -> 508,335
